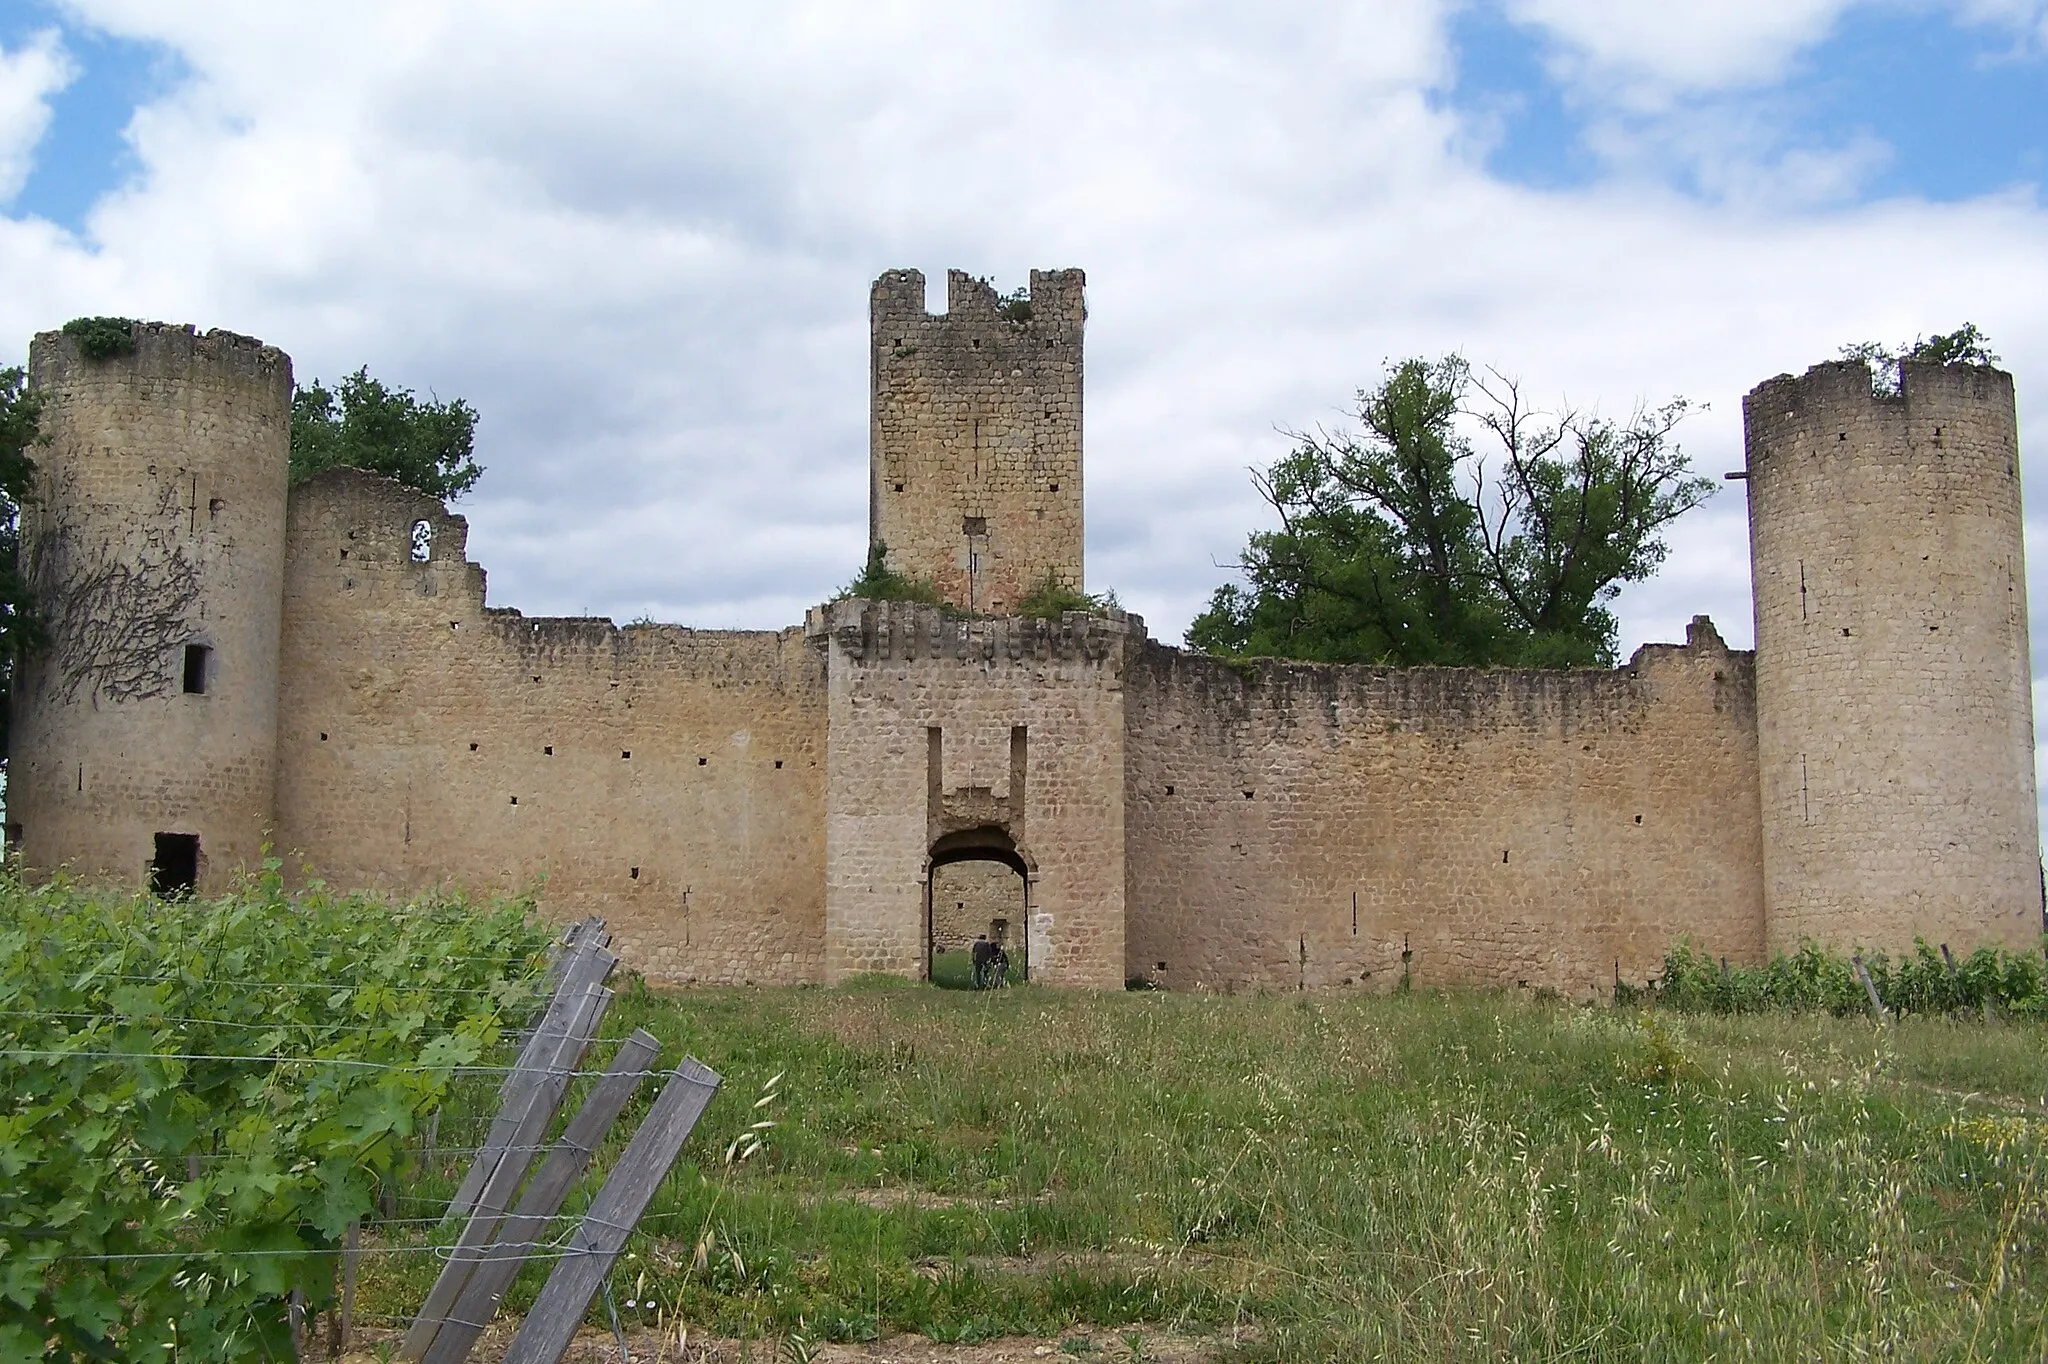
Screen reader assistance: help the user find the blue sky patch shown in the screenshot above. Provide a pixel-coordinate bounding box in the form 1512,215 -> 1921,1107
1443,1 -> 2048,205
1,6 -> 186,234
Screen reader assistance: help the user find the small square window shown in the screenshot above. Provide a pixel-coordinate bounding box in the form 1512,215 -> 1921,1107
698,756 -> 708,766
319,732 -> 328,742
963,516 -> 987,536
621,750 -> 631,760
630,866 -> 640,879
544,745 -> 554,755
774,760 -> 783,769
181,644 -> 211,695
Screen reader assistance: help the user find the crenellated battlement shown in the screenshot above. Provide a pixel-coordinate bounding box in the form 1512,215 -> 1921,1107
806,598 -> 1140,667
31,321 -> 289,391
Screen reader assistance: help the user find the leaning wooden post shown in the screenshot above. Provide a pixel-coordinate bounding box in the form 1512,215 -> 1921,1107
500,1058 -> 723,1364
1852,951 -> 1892,1027
419,1030 -> 665,1364
442,943 -> 616,1227
402,983 -> 612,1362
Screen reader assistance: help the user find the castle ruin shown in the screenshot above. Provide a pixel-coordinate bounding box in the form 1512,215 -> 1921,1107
7,269 -> 2039,995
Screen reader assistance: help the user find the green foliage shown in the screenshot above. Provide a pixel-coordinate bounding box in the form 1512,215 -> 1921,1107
290,368 -> 483,501
58,317 -> 137,362
995,288 -> 1033,324
1189,356 -> 1714,667
1015,571 -> 1117,620
1841,323 -> 1999,397
1655,936 -> 2047,1018
835,542 -> 944,606
0,370 -> 46,760
0,870 -> 552,1361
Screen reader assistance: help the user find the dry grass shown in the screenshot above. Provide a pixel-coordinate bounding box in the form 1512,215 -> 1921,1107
359,980 -> 2048,1361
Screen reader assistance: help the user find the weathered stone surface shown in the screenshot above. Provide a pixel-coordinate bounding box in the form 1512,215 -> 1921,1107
8,278 -> 2037,995
1744,360 -> 2040,954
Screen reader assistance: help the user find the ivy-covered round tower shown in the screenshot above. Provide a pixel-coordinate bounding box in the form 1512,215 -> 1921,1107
10,322 -> 292,892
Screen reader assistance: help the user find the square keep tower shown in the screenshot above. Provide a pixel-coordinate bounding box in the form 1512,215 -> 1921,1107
869,268 -> 1084,613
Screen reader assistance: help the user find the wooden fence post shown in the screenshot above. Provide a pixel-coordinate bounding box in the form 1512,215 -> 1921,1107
442,944 -> 616,1227
402,983 -> 612,1361
500,1058 -> 723,1364
419,1029 -> 664,1364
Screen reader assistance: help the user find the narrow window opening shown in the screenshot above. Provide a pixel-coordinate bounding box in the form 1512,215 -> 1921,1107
893,482 -> 904,493
1841,627 -> 1852,637
630,867 -> 640,880
1049,482 -> 1059,492
1633,813 -> 1642,824
544,745 -> 554,755
621,750 -> 631,759
319,732 -> 328,742
150,833 -> 200,898
411,520 -> 433,562
340,549 -> 349,560
450,621 -> 460,630
1242,789 -> 1254,799
774,759 -> 784,769
1164,784 -> 1175,795
469,742 -> 479,752
1502,850 -> 1510,864
509,796 -> 518,805
963,516 -> 987,536
698,756 -> 708,766
182,644 -> 211,695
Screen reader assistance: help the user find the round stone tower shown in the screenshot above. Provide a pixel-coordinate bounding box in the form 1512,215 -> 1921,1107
9,323 -> 291,892
1743,358 -> 2039,955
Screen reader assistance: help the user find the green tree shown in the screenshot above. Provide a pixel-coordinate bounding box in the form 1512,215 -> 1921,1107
290,367 -> 482,499
0,367 -> 46,757
1839,323 -> 1997,397
1189,356 -> 1714,668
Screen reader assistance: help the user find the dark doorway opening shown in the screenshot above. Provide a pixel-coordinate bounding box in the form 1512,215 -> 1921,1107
926,828 -> 1030,990
182,644 -> 211,695
150,833 -> 200,897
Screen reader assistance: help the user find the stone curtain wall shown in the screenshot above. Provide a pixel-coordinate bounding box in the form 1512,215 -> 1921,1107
818,600 -> 1128,988
1123,621 -> 1767,999
273,469 -> 829,984
869,269 -> 1085,612
1745,362 -> 2041,954
12,325 -> 291,890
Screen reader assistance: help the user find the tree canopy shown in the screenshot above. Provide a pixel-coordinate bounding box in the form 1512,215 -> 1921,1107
290,367 -> 482,500
0,367 -> 45,755
1188,356 -> 1715,669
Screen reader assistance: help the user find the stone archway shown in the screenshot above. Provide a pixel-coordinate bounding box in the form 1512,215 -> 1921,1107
925,826 -> 1033,987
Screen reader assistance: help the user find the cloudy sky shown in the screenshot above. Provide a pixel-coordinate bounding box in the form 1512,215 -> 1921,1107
1,0 -> 2045,671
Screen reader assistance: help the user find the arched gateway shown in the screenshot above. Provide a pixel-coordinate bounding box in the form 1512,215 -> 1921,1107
926,826 -> 1033,986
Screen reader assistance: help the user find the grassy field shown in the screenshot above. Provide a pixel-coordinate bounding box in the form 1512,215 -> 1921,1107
363,979 -> 2048,1361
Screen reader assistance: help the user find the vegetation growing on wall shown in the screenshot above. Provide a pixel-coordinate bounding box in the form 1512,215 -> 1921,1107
0,870 -> 552,1361
995,286 -> 1033,323
290,367 -> 483,500
1840,323 -> 1998,397
0,369 -> 45,758
1190,356 -> 1714,668
835,541 -> 945,606
57,317 -> 137,361
1015,570 -> 1118,620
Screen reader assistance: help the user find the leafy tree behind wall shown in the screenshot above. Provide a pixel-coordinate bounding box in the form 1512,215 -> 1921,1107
1189,356 -> 1715,668
0,368 -> 45,758
290,367 -> 483,499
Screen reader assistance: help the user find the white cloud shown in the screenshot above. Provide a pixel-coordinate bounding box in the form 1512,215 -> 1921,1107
0,0 -> 2039,683
0,29 -> 74,203
1502,0 -> 1855,101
